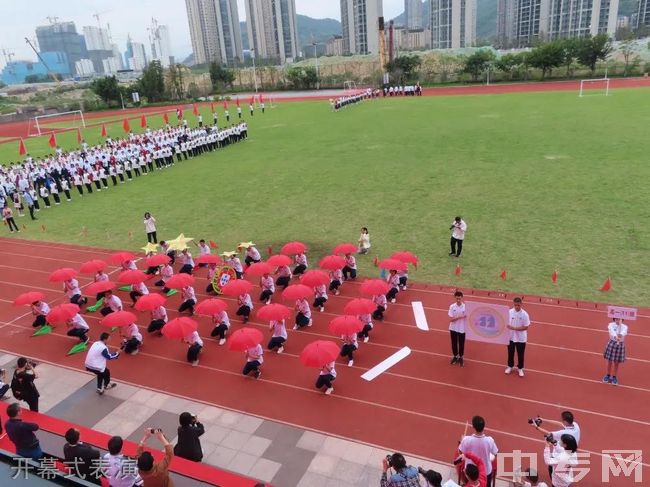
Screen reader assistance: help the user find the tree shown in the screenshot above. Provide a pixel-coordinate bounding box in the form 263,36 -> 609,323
90,76 -> 122,106
528,41 -> 564,78
576,34 -> 612,73
462,50 -> 496,81
167,64 -> 185,100
619,35 -> 637,76
285,66 -> 318,89
495,53 -> 521,80
209,62 -> 235,92
385,55 -> 422,84
560,38 -> 580,77
137,61 -> 166,102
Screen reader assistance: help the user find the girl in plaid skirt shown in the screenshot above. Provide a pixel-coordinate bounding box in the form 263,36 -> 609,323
603,318 -> 628,385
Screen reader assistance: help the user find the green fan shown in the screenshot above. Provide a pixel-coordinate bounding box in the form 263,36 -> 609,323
118,285 -> 131,292
166,289 -> 178,296
86,298 -> 104,313
67,342 -> 87,355
32,325 -> 53,337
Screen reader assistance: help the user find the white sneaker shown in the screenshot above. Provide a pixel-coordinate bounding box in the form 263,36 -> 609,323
363,336 -> 369,343
325,387 -> 334,395
293,324 -> 298,330
335,290 -> 340,296
505,367 -> 513,375
348,360 -> 354,367
277,346 -> 284,354
390,298 -> 396,303
131,349 -> 139,355
191,360 -> 199,367
266,300 -> 271,305
320,307 -> 324,312
219,338 -> 226,346
518,369 -> 525,377
307,319 -> 313,327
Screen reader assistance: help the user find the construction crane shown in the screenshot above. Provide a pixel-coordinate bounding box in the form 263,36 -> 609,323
378,16 -> 389,86
46,16 -> 60,25
25,37 -> 61,83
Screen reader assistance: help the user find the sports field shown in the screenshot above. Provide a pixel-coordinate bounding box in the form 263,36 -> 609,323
2,88 -> 649,305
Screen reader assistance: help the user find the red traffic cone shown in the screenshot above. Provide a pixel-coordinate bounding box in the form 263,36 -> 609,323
455,264 -> 462,276
499,270 -> 507,280
551,270 -> 558,284
599,277 -> 612,292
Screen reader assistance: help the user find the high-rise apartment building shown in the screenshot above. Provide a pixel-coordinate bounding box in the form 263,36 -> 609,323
405,0 -> 424,29
125,36 -> 147,71
638,0 -> 650,28
430,0 -> 476,49
340,0 -> 384,55
245,0 -> 299,63
35,21 -> 87,75
186,0 -> 243,66
150,19 -> 174,67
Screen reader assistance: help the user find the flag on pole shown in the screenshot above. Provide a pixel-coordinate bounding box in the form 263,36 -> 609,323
140,114 -> 147,128
223,100 -> 228,110
455,264 -> 462,276
163,112 -> 169,124
236,98 -> 240,107
373,256 -> 379,267
76,128 -> 82,144
193,103 -> 198,116
210,102 -> 215,113
48,132 -> 57,148
260,94 -> 264,103
267,245 -> 273,256
18,138 -> 27,156
249,95 -> 255,105
101,123 -> 107,137
176,108 -> 183,120
499,270 -> 507,280
209,240 -> 218,249
551,270 -> 558,284
600,277 -> 612,292
122,118 -> 130,133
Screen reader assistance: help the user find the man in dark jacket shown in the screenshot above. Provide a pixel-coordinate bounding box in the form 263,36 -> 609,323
4,402 -> 43,460
173,412 -> 205,462
63,428 -> 102,485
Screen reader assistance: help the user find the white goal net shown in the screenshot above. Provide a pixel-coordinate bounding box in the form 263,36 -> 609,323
579,78 -> 610,97
343,80 -> 357,93
27,110 -> 86,137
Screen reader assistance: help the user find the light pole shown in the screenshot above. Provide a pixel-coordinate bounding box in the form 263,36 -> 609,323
250,48 -> 259,93
312,42 -> 320,90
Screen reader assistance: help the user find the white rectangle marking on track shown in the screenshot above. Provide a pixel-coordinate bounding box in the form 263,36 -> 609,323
411,301 -> 429,331
361,346 -> 411,381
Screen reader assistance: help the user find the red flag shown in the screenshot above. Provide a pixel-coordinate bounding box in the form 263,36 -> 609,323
140,114 -> 147,128
163,112 -> 169,124
267,246 -> 273,256
210,102 -> 215,113
236,98 -> 240,107
223,100 -> 228,110
551,270 -> 558,284
101,123 -> 107,137
250,96 -> 255,105
499,270 -> 507,280
48,132 -> 57,148
260,94 -> 264,103
373,256 -> 379,267
18,138 -> 27,156
122,118 -> 130,133
455,264 -> 462,276
76,128 -> 82,144
193,103 -> 198,116
209,240 -> 218,249
176,108 -> 183,120
599,277 -> 612,292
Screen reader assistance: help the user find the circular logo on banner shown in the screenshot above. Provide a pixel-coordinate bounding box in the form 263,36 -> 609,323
211,265 -> 237,294
467,306 -> 508,340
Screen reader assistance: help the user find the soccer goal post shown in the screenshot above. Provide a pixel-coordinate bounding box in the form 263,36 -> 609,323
579,78 -> 610,97
343,80 -> 357,92
28,110 -> 86,137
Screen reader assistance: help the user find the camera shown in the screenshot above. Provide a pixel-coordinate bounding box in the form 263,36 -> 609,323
149,428 -> 162,434
528,416 -> 542,427
385,455 -> 392,467
545,433 -> 557,445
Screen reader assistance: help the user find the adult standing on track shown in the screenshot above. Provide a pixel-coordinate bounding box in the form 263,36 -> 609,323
449,216 -> 467,257
84,332 -> 120,395
143,212 -> 157,244
505,297 -> 531,377
603,317 -> 628,385
449,291 -> 467,367
11,357 -> 40,412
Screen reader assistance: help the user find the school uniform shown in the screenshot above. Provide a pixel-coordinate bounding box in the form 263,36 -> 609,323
122,323 -> 143,354
294,299 -> 312,329
144,217 -> 157,243
329,269 -> 343,294
313,284 -> 328,311
179,252 -> 195,274
604,322 -> 628,363
506,308 -> 531,373
275,265 -> 292,288
205,265 -> 218,293
448,302 -> 466,363
227,257 -> 243,279
372,294 -> 387,320
293,254 -> 308,276
210,311 -> 230,343
67,314 -> 89,342
129,281 -> 149,305
60,179 -> 71,200
268,320 -> 287,351
244,247 -> 261,266
342,255 -> 357,280
155,264 -> 173,292
178,286 -> 196,315
31,302 -> 50,328
184,331 -> 203,364
73,173 -> 84,195
39,186 -> 51,208
82,172 -> 93,193
398,270 -> 408,289
3,207 -> 19,232
236,293 -> 253,322
259,275 -> 275,303
386,273 -> 400,302
316,361 -> 336,392
65,279 -> 87,306
356,313 -> 373,342
340,334 -> 358,365
148,306 -> 168,333
243,344 -> 263,377
100,295 -> 122,316
50,183 -> 60,204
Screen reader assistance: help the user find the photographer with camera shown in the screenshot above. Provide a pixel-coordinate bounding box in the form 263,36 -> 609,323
174,411 -> 205,462
529,412 -> 580,481
542,434 -> 578,487
381,452 -> 421,486
11,357 -> 40,412
137,427 -> 174,486
449,216 -> 467,257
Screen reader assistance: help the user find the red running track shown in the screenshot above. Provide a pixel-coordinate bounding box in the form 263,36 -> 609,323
0,237 -> 648,485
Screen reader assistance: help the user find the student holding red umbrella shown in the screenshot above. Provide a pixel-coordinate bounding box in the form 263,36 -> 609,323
93,269 -> 110,303
329,268 -> 343,296
178,285 -> 197,315
129,281 -> 149,306
205,263 -> 218,294
386,270 -> 400,303
210,310 -> 230,346
293,298 -> 312,330
259,273 -> 275,304
341,334 -> 358,367
148,305 -> 168,335
356,313 -> 374,343
317,362 -> 337,395
121,322 -> 143,355
31,300 -> 50,328
372,294 -> 388,320
275,264 -> 292,289
224,253 -> 244,279
64,278 -> 88,307
268,319 -> 287,354
244,344 -> 264,379
66,313 -> 90,344
237,292 -> 253,323
155,262 -> 174,293
313,284 -> 328,312
293,252 -> 308,277
184,330 -> 203,367
342,253 -> 357,281
100,290 -> 123,316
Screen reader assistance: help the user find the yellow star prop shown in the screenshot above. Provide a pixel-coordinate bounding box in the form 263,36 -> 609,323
141,242 -> 159,254
167,233 -> 194,251
238,241 -> 256,249
221,251 -> 237,258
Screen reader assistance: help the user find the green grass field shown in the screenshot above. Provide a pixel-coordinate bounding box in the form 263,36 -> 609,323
3,89 -> 650,305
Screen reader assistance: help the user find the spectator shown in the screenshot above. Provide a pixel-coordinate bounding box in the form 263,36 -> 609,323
137,428 -> 174,487
11,357 -> 40,411
515,468 -> 549,487
173,412 -> 205,462
543,434 -> 578,487
104,435 -> 143,487
63,427 -> 101,485
459,416 -> 498,486
0,368 -> 9,399
381,453 -> 421,486
420,469 -> 442,487
4,402 -> 43,460
462,451 -> 487,487
449,216 -> 467,257
532,411 -> 581,446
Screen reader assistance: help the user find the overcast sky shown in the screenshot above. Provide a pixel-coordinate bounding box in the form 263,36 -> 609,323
0,0 -> 406,68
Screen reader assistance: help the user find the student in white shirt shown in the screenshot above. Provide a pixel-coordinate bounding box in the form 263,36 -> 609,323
357,227 -> 370,253
104,436 -> 143,487
66,313 -> 90,344
449,216 -> 467,257
340,333 -> 358,367
31,300 -> 50,328
100,290 -> 123,317
243,344 -> 263,379
143,212 -> 157,243
515,468 -> 549,487
209,310 -> 230,345
459,416 -> 499,486
449,291 -> 467,366
316,361 -> 336,395
267,319 -> 287,353
603,317 -> 628,385
505,297 -> 530,377
543,434 -> 578,487
185,330 -> 203,366
121,322 -> 143,355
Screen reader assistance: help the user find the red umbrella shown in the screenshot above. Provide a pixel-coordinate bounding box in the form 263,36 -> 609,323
162,317 -> 198,340
101,311 -> 137,328
221,279 -> 253,296
267,254 -> 292,267
118,270 -> 148,285
109,252 -> 136,265
329,315 -> 364,335
79,260 -> 107,274
145,254 -> 171,267
378,258 -> 408,272
300,340 -> 340,368
227,328 -> 263,351
333,243 -> 358,255
85,281 -> 116,295
47,304 -> 80,325
280,241 -> 307,255
134,293 -> 166,311
282,284 -> 313,301
319,255 -> 346,271
49,268 -> 77,282
13,291 -> 46,306
391,251 -> 419,266
256,303 -> 291,322
299,270 -> 330,287
359,279 -> 390,296
195,254 -> 222,265
165,274 -> 195,289
195,298 -> 228,316
344,298 -> 376,315
245,262 -> 274,276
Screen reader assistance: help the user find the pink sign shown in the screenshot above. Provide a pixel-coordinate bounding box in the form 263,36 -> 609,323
607,306 -> 637,321
464,301 -> 511,345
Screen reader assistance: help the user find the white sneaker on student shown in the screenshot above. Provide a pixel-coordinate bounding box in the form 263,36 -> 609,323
505,367 -> 513,375
325,387 -> 334,395
277,346 -> 284,354
348,360 -> 354,367
219,338 -> 226,346
191,360 -> 199,367
518,369 -> 525,377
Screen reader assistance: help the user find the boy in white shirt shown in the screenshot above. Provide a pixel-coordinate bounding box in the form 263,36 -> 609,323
448,291 -> 467,366
505,297 -> 531,377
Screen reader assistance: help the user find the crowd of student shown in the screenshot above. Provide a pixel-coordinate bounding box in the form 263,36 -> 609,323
332,89 -> 382,111
383,84 -> 423,96
1,121 -> 249,232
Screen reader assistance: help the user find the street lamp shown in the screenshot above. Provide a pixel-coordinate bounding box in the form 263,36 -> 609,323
312,42 -> 320,90
250,48 -> 258,93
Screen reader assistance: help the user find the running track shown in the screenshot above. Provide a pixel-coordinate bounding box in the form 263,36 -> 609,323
0,237 -> 648,485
